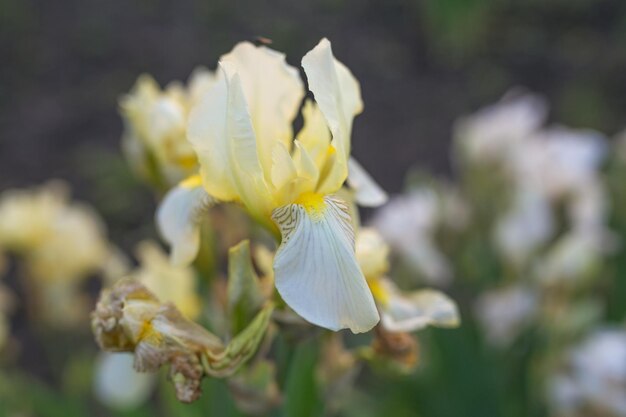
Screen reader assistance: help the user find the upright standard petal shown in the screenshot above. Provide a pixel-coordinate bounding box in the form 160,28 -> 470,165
296,100 -> 332,169
302,38 -> 363,190
187,66 -> 240,202
156,175 -> 214,266
221,42 -> 304,176
347,158 -> 388,207
271,194 -> 379,333
188,63 -> 273,218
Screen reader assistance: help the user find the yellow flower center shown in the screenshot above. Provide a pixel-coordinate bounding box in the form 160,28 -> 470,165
137,319 -> 164,346
180,174 -> 203,189
295,192 -> 326,220
176,154 -> 198,170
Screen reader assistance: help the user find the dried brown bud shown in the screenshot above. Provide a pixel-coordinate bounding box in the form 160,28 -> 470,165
372,326 -> 419,372
170,354 -> 204,403
91,279 -> 274,403
91,279 -> 152,352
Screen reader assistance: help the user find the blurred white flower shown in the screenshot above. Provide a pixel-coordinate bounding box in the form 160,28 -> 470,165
373,189 -> 453,284
549,329 -> 626,416
474,284 -> 538,347
495,125 -> 610,268
567,179 -> 611,232
454,92 -> 547,164
533,229 -> 610,285
494,187 -> 554,266
94,352 -> 155,410
356,228 -> 459,332
511,127 -> 607,200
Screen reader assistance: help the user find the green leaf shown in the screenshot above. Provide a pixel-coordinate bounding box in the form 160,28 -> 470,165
229,360 -> 281,415
282,340 -> 322,417
202,303 -> 274,378
0,371 -> 87,417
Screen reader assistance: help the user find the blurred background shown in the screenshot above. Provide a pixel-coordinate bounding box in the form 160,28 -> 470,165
4,0 -> 626,229
1,1 -> 626,417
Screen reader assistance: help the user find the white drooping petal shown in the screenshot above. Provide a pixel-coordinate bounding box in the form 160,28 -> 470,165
94,353 -> 155,410
188,63 -> 272,217
156,176 -> 214,266
347,157 -> 388,207
302,38 -> 362,173
221,42 -> 305,176
377,278 -> 459,332
272,195 -> 379,333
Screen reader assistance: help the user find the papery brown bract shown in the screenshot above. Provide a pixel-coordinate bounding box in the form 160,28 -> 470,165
92,279 -> 274,402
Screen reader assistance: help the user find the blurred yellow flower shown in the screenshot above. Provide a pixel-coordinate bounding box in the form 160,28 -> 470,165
0,182 -> 110,284
0,182 -> 113,326
0,181 -> 68,251
130,240 -> 201,320
120,69 -> 217,187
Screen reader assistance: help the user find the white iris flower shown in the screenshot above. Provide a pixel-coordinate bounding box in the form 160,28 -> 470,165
157,39 -> 387,333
